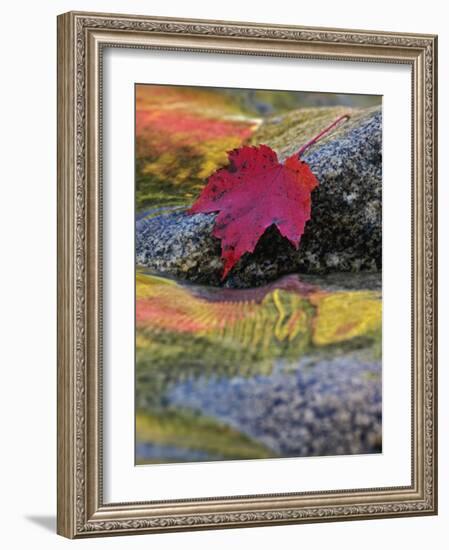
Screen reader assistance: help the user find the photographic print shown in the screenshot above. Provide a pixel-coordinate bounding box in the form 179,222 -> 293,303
57,12 -> 437,537
135,84 -> 382,465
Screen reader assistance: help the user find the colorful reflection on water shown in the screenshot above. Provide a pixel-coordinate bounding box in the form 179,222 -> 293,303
136,271 -> 382,464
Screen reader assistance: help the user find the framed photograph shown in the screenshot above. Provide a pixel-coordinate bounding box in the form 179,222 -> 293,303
57,11 -> 438,538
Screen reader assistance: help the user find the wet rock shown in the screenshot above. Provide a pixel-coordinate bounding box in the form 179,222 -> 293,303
136,106 -> 382,288
167,354 -> 382,458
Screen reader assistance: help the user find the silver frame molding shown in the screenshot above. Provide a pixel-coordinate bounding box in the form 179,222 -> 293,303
57,11 -> 438,538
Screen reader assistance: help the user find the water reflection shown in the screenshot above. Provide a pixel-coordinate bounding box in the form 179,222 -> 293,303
136,271 -> 382,464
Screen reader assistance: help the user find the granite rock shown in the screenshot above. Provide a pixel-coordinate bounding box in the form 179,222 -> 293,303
167,353 -> 382,458
136,106 -> 382,288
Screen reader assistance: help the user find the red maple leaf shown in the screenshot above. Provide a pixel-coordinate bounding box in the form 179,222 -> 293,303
188,114 -> 348,280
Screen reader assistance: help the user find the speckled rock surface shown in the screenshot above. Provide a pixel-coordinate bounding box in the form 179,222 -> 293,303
167,353 -> 382,458
136,106 -> 382,288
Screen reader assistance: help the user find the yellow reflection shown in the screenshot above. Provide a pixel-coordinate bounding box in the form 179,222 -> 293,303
310,291 -> 381,346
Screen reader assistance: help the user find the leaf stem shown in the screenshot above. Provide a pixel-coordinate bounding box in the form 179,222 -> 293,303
297,113 -> 350,158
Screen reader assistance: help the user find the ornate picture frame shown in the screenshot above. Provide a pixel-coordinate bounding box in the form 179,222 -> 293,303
57,11 -> 437,538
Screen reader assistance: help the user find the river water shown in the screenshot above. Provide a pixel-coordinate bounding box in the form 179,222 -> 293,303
135,270 -> 382,464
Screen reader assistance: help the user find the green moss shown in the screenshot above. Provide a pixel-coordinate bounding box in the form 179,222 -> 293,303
249,106 -> 380,161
